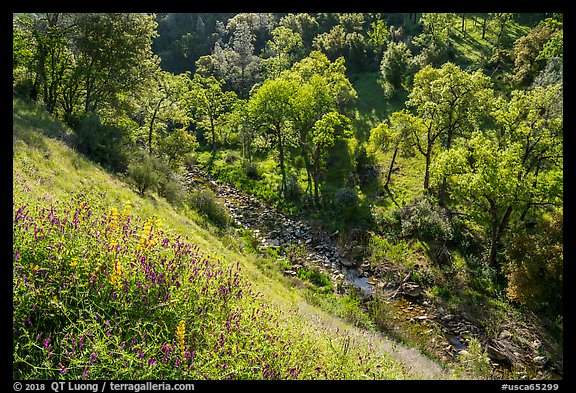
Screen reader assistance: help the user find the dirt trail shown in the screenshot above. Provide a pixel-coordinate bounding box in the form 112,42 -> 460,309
294,300 -> 450,379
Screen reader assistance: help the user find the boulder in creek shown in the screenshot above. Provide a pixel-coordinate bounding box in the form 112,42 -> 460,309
486,339 -> 517,364
340,258 -> 355,267
401,282 -> 423,297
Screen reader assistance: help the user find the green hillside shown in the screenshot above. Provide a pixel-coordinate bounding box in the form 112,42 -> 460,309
13,96 -> 444,380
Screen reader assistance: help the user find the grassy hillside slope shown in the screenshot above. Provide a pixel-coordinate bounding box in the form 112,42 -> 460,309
13,96 -> 447,380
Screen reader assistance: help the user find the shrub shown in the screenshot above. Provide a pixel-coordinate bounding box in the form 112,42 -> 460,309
157,128 -> 199,170
372,206 -> 403,239
127,155 -> 160,195
239,229 -> 259,253
126,149 -> 186,204
245,161 -> 261,180
72,113 -> 130,172
458,338 -> 492,378
297,267 -> 332,289
332,187 -> 360,221
285,243 -> 307,264
284,172 -> 303,202
398,196 -> 453,242
354,145 -> 377,186
224,150 -> 240,164
157,172 -> 186,206
187,189 -> 230,229
368,235 -> 412,268
368,295 -> 396,334
504,212 -> 563,315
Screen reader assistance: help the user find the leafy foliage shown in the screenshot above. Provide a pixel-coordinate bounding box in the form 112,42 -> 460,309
157,128 -> 199,170
504,212 -> 563,314
187,189 -> 231,229
380,41 -> 412,92
398,196 -> 453,242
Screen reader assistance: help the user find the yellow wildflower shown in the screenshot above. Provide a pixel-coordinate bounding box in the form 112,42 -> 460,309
122,201 -> 132,219
108,207 -> 118,232
139,220 -> 156,249
109,259 -> 123,290
176,320 -> 186,358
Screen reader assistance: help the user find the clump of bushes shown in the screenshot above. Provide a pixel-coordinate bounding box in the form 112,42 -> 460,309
398,195 -> 453,242
504,212 -> 563,315
331,187 -> 374,229
187,188 -> 230,229
126,150 -> 186,205
457,338 -> 493,378
284,172 -> 303,202
245,161 -> 260,180
127,154 -> 160,195
368,234 -> 413,268
71,113 -> 131,172
332,187 -> 360,222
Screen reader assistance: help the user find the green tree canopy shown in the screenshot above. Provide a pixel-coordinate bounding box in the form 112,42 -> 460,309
189,73 -> 238,153
247,77 -> 298,198
407,62 -> 494,200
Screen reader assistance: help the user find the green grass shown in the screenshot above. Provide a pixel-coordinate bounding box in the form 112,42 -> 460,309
13,96 -> 415,380
449,14 -> 532,70
351,71 -> 409,143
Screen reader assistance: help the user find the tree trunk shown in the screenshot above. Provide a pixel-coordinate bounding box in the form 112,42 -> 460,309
148,99 -> 163,155
384,143 -> 399,189
520,164 -> 540,222
461,13 -> 466,33
312,156 -> 321,208
303,153 -> 313,197
488,201 -> 513,268
482,16 -> 487,40
297,128 -> 313,199
439,178 -> 448,207
210,115 -> 216,153
423,150 -> 431,190
439,129 -> 454,207
276,125 -> 286,198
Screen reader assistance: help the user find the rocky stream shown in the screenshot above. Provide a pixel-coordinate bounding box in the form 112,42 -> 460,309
184,165 -> 562,380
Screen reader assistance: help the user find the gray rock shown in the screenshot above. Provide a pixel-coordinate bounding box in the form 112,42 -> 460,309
401,282 -> 423,297
533,356 -> 547,367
